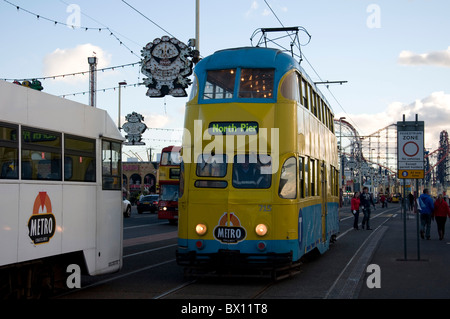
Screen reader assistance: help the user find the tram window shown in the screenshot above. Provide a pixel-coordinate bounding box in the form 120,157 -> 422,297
304,157 -> 309,197
195,180 -> 228,188
161,150 -> 181,166
311,90 -> 318,117
21,127 -> 61,181
102,140 -> 122,190
239,68 -> 274,99
64,135 -> 96,182
311,159 -> 316,196
0,123 -> 18,179
232,154 -> 272,189
196,154 -> 227,177
203,69 -> 235,99
301,79 -> 309,109
179,160 -> 185,197
278,157 -> 297,199
299,157 -> 304,198
280,71 -> 300,102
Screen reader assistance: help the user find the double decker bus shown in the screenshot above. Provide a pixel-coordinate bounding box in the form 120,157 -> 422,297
158,146 -> 181,224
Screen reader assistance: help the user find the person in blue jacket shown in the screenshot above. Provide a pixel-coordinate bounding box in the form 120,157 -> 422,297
419,188 -> 435,240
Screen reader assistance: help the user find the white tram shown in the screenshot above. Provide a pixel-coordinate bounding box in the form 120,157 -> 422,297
0,80 -> 124,298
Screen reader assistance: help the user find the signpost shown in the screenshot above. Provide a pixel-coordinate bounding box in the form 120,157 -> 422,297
397,114 -> 424,261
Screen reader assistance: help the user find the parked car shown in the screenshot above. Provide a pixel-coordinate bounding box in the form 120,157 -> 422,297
137,194 -> 159,214
123,197 -> 131,218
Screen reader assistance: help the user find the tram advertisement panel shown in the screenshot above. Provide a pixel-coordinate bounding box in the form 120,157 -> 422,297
18,185 -> 62,261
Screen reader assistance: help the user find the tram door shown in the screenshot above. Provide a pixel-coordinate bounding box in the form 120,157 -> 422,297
321,162 -> 327,242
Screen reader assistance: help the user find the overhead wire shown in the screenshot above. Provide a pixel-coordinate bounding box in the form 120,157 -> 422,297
262,0 -> 364,134
2,0 -> 140,58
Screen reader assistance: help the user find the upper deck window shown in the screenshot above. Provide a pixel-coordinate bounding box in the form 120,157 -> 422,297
238,68 -> 274,99
203,69 -> 236,100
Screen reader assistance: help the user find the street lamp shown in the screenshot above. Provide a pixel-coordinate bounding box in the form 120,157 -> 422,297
339,117 -> 346,188
118,81 -> 127,130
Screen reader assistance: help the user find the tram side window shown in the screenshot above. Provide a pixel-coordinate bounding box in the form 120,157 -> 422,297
232,154 -> 272,189
280,71 -> 300,102
64,135 -> 96,182
21,127 -> 61,181
0,123 -> 18,179
304,157 -> 309,197
279,157 -> 297,199
311,159 -> 316,196
203,69 -> 236,100
102,140 -> 122,190
239,68 -> 274,99
301,78 -> 309,109
299,157 -> 304,198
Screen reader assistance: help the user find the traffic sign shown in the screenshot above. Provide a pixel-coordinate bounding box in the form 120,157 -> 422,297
397,119 -> 424,179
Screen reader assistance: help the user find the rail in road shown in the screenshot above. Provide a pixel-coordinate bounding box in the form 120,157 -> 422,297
56,205 -> 401,300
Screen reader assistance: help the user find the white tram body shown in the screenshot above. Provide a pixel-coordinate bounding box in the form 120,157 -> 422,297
0,80 -> 124,289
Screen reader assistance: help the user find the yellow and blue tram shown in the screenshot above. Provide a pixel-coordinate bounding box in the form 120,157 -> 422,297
176,47 -> 339,271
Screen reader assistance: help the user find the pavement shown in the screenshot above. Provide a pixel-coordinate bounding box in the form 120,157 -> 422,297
337,204 -> 450,299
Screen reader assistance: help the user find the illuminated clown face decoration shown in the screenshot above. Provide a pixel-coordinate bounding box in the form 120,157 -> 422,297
141,36 -> 193,97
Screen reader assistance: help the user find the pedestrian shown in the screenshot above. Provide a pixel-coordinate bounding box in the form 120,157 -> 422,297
419,188 -> 434,240
351,191 -> 361,230
360,187 -> 376,230
380,194 -> 386,208
432,194 -> 450,240
408,192 -> 414,211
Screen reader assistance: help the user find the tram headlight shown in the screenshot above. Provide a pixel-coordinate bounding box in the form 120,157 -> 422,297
255,224 -> 268,237
195,224 -> 207,236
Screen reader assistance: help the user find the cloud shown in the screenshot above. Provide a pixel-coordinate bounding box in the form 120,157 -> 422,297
43,43 -> 112,82
398,47 -> 450,67
143,114 -> 171,129
339,91 -> 450,151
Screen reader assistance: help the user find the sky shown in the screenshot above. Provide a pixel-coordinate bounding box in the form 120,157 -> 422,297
1,0 -> 450,162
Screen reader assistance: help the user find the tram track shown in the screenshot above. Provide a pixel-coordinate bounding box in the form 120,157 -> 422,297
56,206 -> 401,299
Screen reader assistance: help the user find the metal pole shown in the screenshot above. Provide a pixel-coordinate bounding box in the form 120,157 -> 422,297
88,57 -> 97,107
416,179 -> 420,260
118,81 -> 127,130
403,178 -> 407,260
195,0 -> 200,52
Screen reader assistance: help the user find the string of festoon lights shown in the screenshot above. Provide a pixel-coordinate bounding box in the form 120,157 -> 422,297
59,81 -> 142,98
1,62 -> 140,83
2,0 -> 140,58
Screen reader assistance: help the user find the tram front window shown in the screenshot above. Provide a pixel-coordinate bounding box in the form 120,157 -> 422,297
239,68 -> 274,99
203,69 -> 235,100
232,154 -> 271,189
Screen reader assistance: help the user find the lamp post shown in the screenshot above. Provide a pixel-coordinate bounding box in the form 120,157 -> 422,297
339,117 -> 346,189
118,81 -> 127,130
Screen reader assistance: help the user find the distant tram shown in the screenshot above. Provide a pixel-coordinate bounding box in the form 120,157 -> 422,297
0,80 -> 124,298
176,46 -> 339,275
158,146 -> 181,224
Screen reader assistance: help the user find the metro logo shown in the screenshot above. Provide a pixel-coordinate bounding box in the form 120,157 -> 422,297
213,213 -> 246,244
28,192 -> 56,245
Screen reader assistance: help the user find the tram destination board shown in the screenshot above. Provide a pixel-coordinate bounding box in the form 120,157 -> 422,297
397,119 -> 424,179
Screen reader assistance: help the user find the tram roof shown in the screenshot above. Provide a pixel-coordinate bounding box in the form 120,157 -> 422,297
195,47 -> 332,112
0,80 -> 124,141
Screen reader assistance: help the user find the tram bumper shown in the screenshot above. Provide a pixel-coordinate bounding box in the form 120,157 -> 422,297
176,249 -> 293,269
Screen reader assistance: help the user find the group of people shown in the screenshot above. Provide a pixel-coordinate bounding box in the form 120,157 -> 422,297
350,187 -> 450,241
350,187 -> 376,230
418,188 -> 450,241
